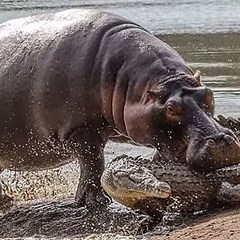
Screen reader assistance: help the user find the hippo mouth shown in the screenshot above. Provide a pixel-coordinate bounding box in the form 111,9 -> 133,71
154,121 -> 240,173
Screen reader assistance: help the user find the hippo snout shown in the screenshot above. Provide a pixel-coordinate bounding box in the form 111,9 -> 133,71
187,133 -> 240,172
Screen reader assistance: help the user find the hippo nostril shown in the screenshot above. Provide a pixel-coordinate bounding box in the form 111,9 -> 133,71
224,135 -> 234,145
206,139 -> 215,147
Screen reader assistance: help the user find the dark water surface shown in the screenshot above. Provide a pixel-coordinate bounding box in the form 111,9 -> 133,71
0,0 -> 240,116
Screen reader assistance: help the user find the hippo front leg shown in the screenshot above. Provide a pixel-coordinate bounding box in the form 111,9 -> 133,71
69,129 -> 110,207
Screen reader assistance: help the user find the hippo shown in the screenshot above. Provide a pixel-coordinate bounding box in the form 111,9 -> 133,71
0,9 -> 239,208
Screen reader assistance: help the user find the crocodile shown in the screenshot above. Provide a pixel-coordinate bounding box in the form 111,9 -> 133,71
101,155 -> 240,218
101,115 -> 240,218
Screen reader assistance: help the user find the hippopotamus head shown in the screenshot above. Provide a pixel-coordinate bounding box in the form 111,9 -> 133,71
124,71 -> 240,172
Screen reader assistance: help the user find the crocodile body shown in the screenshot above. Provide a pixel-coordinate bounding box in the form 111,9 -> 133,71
102,127 -> 240,218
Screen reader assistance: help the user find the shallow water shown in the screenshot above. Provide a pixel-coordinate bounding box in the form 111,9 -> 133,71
1,0 -> 240,35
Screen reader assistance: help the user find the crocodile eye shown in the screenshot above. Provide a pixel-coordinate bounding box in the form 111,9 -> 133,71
113,170 -> 128,178
129,175 -> 142,183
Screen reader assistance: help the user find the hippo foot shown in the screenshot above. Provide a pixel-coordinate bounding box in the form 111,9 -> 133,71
75,184 -> 111,208
0,194 -> 14,213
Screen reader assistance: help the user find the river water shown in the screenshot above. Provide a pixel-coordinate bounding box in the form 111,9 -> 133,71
0,1 -> 240,237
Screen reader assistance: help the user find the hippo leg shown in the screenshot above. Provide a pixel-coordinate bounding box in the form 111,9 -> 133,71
70,128 -> 110,207
0,169 -> 14,212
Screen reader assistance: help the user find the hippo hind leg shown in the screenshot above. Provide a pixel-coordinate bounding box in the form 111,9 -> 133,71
69,126 -> 111,207
0,169 -> 14,212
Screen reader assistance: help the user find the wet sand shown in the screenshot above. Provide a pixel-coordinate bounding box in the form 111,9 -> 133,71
155,208 -> 240,240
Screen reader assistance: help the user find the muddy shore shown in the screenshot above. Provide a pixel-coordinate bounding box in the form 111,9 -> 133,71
1,197 -> 240,239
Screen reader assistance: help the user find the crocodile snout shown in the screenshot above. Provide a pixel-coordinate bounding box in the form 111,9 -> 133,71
101,162 -> 171,207
113,166 -> 171,198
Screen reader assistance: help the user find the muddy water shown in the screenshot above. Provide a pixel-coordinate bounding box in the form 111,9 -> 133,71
0,0 -> 240,238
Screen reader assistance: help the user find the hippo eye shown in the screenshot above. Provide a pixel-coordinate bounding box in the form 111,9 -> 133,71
167,104 -> 174,113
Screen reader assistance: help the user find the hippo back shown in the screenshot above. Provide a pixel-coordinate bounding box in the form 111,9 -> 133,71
0,10 -> 134,144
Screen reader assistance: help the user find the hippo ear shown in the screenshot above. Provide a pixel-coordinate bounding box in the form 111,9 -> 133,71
194,70 -> 201,84
146,90 -> 158,102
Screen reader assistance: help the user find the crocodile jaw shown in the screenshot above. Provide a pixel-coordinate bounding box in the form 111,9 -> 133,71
101,164 -> 171,207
